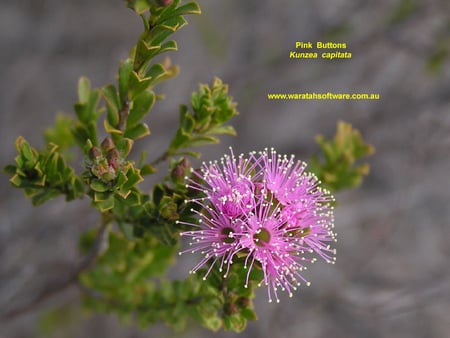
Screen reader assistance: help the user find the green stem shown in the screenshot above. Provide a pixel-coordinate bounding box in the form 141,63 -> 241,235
117,100 -> 130,131
150,150 -> 170,167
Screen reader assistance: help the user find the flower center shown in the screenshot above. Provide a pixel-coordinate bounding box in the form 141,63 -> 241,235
220,227 -> 235,244
253,228 -> 271,247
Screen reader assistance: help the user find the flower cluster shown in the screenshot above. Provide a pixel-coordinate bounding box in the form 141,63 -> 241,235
88,137 -> 124,182
178,148 -> 336,303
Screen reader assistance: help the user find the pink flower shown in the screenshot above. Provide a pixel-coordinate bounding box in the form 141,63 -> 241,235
260,148 -> 336,263
179,148 -> 336,302
185,150 -> 259,218
239,199 -> 312,303
178,205 -> 246,279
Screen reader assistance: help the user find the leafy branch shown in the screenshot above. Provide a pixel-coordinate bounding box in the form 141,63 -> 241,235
3,0 -> 246,332
3,0 -> 374,334
310,120 -> 375,192
78,230 -> 260,332
4,137 -> 84,206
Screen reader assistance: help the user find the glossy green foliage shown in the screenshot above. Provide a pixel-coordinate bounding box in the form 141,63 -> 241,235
129,0 -> 201,74
169,77 -> 239,158
79,231 -> 260,332
5,137 -> 84,205
310,121 -> 375,192
129,183 -> 185,245
127,158 -> 196,245
72,77 -> 102,148
87,164 -> 144,213
83,137 -> 144,213
3,1 -> 251,332
3,0 -> 374,334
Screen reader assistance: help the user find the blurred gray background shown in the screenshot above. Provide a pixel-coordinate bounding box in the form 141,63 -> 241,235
1,0 -> 450,337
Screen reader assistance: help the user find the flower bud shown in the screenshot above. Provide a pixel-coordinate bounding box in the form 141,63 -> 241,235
223,302 -> 238,316
101,137 -> 115,151
88,146 -> 102,160
107,148 -> 121,171
156,0 -> 173,6
91,161 -> 112,180
171,157 -> 191,183
162,57 -> 172,70
237,296 -> 250,308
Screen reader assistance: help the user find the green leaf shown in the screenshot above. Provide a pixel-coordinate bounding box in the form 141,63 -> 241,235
206,125 -> 236,136
115,170 -> 128,188
201,315 -> 222,332
103,119 -> 123,135
172,150 -> 200,158
9,174 -> 23,187
182,116 -> 195,135
159,196 -> 178,220
74,103 -> 88,124
124,122 -> 151,140
86,121 -> 99,146
74,77 -> 98,125
128,71 -> 153,100
90,180 -> 110,192
150,16 -> 187,46
240,308 -> 257,321
140,164 -> 157,175
93,191 -> 110,202
72,124 -> 91,148
157,40 -> 178,55
226,314 -> 247,332
127,91 -> 155,128
16,137 -> 35,163
167,77 -> 238,156
119,189 -> 141,206
71,176 -> 85,196
122,170 -> 144,191
145,63 -> 166,82
78,77 -> 91,104
134,40 -> 161,69
31,189 -> 61,206
3,164 -> 17,175
102,85 -> 120,127
127,0 -> 151,14
187,135 -> 219,147
310,120 -> 375,192
168,130 -> 189,152
87,90 -> 101,121
116,138 -> 134,157
118,59 -> 134,103
44,154 -> 59,180
167,2 -> 201,18
157,2 -> 201,26
7,137 -> 83,205
93,196 -> 115,212
73,76 -> 99,145
152,184 -> 165,206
